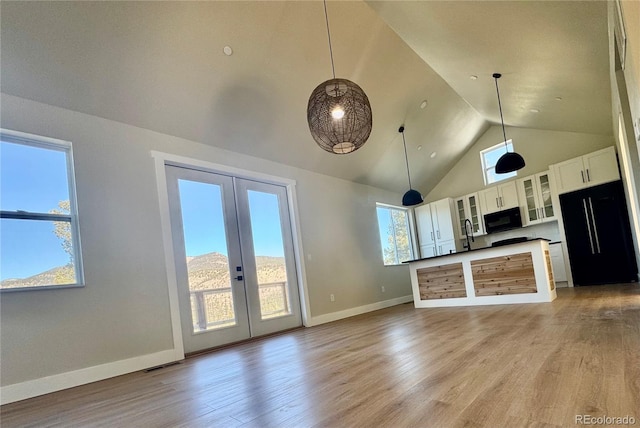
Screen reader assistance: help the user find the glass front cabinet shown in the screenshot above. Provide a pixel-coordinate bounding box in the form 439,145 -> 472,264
454,192 -> 485,239
517,171 -> 556,226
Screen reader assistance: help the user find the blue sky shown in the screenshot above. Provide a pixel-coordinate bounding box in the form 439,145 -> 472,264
1,141 -> 71,280
376,206 -> 392,256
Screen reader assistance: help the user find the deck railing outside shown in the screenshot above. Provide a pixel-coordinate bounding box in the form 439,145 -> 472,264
190,281 -> 289,331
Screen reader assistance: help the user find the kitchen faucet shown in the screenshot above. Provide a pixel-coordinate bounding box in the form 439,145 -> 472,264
463,219 -> 474,251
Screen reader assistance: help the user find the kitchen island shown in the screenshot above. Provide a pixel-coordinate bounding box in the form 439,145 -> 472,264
406,238 -> 556,307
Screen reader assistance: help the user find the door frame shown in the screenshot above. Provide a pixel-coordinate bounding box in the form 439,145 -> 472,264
151,151 -> 311,360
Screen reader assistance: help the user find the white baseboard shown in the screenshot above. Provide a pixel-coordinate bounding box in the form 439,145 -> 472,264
1,349 -> 179,405
307,295 -> 413,326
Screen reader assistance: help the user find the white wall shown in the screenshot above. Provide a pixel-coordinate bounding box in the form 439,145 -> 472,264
609,0 -> 640,277
620,0 -> 639,124
0,94 -> 411,394
424,125 -> 614,202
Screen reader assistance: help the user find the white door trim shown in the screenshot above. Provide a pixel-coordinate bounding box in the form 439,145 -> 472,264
151,151 -> 311,360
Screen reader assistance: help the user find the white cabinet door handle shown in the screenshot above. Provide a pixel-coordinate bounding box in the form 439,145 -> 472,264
581,170 -> 585,183
586,169 -> 591,182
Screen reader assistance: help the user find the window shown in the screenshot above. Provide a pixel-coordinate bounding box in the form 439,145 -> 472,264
481,140 -> 517,185
376,204 -> 414,265
1,130 -> 83,291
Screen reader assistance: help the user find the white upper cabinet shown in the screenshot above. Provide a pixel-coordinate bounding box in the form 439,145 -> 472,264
432,198 -> 456,242
583,148 -> 620,186
517,171 -> 556,226
414,198 -> 457,258
415,204 -> 436,247
551,146 -> 619,195
499,181 -> 519,210
478,180 -> 519,215
454,192 -> 485,239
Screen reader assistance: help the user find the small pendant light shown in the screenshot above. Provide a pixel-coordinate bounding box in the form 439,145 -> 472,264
493,73 -> 525,173
399,126 -> 423,206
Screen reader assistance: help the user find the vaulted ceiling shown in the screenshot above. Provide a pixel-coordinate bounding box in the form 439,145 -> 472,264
0,1 -> 611,194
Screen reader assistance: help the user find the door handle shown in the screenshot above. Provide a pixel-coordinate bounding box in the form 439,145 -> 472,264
437,230 -> 441,239
499,197 -> 503,207
496,197 -> 499,208
582,199 -> 595,255
588,197 -> 601,254
581,170 -> 585,183
431,231 -> 434,241
236,275 -> 244,281
586,169 -> 591,182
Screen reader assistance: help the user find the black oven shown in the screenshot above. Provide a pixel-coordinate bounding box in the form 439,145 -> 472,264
484,207 -> 522,234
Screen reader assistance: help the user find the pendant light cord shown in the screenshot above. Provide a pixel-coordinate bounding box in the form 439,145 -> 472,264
400,127 -> 413,189
493,74 -> 509,151
323,0 -> 336,79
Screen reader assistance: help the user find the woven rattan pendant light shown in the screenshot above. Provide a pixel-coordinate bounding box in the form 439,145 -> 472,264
493,73 -> 525,173
307,1 -> 372,154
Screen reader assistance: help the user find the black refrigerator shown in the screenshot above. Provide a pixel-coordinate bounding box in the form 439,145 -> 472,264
559,180 -> 637,286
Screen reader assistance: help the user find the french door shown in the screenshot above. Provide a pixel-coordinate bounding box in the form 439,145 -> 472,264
166,165 -> 302,353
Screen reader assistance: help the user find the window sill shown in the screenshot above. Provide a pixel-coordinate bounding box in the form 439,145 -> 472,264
1,283 -> 85,293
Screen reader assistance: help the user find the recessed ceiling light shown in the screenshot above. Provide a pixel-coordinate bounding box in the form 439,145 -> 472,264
417,145 -> 422,151
470,75 -> 478,80
420,100 -> 428,109
223,46 -> 233,56
430,152 -> 437,158
530,108 -> 540,113
555,96 -> 563,101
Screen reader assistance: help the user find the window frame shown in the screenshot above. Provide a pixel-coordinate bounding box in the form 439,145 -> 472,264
375,203 -> 416,266
480,140 -> 517,185
1,129 -> 84,292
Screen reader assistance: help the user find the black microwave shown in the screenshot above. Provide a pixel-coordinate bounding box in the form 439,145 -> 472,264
484,207 -> 523,234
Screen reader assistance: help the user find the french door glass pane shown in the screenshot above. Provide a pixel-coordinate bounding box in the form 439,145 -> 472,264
247,190 -> 292,320
178,179 -> 236,332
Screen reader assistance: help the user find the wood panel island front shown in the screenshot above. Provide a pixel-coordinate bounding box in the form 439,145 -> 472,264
406,238 -> 557,307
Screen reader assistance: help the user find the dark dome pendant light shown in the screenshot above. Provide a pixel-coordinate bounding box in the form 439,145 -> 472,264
307,0 -> 372,154
493,73 -> 525,174
399,126 -> 423,206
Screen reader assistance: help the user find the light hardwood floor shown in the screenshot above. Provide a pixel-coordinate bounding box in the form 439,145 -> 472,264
2,284 -> 639,427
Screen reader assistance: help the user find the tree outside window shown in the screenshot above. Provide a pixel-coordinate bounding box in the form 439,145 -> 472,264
376,205 -> 414,265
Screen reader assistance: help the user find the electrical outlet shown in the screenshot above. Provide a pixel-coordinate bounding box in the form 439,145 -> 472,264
381,286 -> 386,292
330,294 -> 335,302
